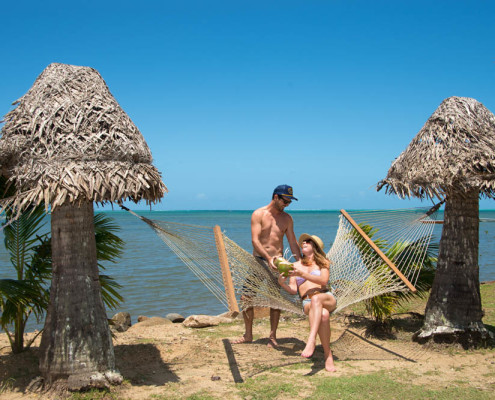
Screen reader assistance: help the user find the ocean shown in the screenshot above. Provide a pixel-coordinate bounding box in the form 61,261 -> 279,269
1,209 -> 495,332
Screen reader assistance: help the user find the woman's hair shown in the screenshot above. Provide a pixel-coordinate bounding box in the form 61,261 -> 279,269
301,240 -> 330,269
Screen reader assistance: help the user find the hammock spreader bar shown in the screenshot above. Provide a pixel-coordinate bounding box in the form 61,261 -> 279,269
120,205 -> 240,314
213,225 -> 240,314
340,209 -> 417,293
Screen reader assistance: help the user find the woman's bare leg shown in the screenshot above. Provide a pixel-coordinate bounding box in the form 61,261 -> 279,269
301,298 -> 322,357
302,293 -> 337,358
318,309 -> 336,372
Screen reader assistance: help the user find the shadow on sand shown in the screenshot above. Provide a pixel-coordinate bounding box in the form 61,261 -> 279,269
114,343 -> 180,385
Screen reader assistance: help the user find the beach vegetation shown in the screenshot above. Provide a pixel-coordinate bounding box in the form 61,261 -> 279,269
149,392 -> 221,400
238,375 -> 299,399
183,392 -> 218,400
0,202 -> 51,353
308,371 -> 493,400
233,367 -> 494,400
0,377 -> 14,394
67,388 -> 118,400
350,223 -> 437,330
0,189 -> 124,353
480,281 -> 495,333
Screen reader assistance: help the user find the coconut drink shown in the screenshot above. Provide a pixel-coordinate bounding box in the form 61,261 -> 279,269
274,256 -> 293,277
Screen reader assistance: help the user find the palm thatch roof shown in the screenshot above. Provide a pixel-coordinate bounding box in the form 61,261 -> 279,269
0,63 -> 167,212
377,96 -> 495,200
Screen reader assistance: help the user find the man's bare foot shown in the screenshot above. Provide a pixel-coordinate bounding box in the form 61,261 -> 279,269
301,340 -> 316,358
267,337 -> 278,348
231,335 -> 252,344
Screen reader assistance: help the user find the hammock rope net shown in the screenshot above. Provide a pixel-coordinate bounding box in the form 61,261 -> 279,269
126,207 -> 439,315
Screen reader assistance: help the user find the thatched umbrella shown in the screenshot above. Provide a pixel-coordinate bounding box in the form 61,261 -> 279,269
0,63 -> 167,387
378,96 -> 495,344
0,63 -> 166,210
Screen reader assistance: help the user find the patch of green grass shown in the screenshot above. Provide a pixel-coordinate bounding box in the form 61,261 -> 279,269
149,384 -> 183,400
482,370 -> 495,378
185,392 -> 218,400
135,338 -> 158,344
481,281 -> 495,329
280,362 -> 312,371
309,371 -> 493,400
238,374 -> 299,400
0,378 -> 14,394
150,389 -> 226,400
150,394 -> 177,400
192,326 -> 241,340
68,389 -> 119,400
423,369 -> 442,376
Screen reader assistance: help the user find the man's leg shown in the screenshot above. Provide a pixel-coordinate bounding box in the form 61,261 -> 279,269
268,308 -> 281,348
231,307 -> 254,344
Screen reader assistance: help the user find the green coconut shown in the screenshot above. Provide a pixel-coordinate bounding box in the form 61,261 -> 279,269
274,257 -> 293,277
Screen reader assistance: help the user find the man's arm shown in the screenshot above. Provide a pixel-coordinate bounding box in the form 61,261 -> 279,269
285,214 -> 301,261
251,210 -> 274,266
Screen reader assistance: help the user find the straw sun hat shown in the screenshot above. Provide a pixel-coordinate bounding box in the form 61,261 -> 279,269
298,233 -> 325,255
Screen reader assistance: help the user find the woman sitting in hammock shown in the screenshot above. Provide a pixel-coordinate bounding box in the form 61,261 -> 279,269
277,233 -> 337,372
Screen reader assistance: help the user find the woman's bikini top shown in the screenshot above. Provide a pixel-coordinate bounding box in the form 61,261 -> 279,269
296,269 -> 321,287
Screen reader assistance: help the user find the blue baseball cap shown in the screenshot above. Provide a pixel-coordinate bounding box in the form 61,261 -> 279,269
273,184 -> 298,201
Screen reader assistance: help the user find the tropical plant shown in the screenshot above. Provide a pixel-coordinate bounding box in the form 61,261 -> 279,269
93,212 -> 125,310
0,203 -> 125,353
1,203 -> 50,353
351,223 -> 437,327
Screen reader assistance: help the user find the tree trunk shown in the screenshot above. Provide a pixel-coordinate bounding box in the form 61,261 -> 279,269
415,189 -> 493,346
39,201 -> 120,388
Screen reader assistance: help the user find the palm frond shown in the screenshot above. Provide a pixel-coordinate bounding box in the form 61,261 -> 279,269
99,274 -> 123,310
94,213 -> 125,263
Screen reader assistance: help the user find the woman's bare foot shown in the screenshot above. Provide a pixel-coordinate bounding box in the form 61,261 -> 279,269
301,339 -> 316,358
267,337 -> 278,348
231,335 -> 252,344
324,351 -> 337,372
325,360 -> 337,372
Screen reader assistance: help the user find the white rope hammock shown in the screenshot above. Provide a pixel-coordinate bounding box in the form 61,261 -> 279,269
122,206 -> 440,315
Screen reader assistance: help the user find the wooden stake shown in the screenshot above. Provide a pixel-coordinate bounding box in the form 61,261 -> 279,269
214,225 -> 240,313
340,209 -> 417,293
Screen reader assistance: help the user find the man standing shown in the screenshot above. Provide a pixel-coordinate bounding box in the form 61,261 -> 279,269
232,184 -> 301,347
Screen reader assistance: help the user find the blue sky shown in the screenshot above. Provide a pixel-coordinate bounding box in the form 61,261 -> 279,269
1,1 -> 494,210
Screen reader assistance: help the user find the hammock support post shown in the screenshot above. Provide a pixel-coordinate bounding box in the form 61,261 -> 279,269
340,209 -> 417,293
213,225 -> 240,314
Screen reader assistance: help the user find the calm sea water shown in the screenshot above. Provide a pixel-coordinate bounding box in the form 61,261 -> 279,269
1,209 -> 495,332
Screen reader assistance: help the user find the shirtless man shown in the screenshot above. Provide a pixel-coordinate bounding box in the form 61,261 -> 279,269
232,184 -> 301,347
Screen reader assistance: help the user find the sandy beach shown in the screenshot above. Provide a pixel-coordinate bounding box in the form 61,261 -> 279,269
1,301 -> 494,400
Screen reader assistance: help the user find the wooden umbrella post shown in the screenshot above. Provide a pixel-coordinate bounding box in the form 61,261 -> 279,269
213,225 -> 240,314
340,209 -> 417,293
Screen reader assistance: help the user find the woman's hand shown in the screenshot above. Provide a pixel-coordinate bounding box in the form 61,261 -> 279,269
278,274 -> 286,285
290,263 -> 304,277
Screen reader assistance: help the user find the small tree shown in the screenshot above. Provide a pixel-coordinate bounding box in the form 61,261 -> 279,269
1,206 -> 124,353
1,204 -> 50,353
351,224 -> 438,326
